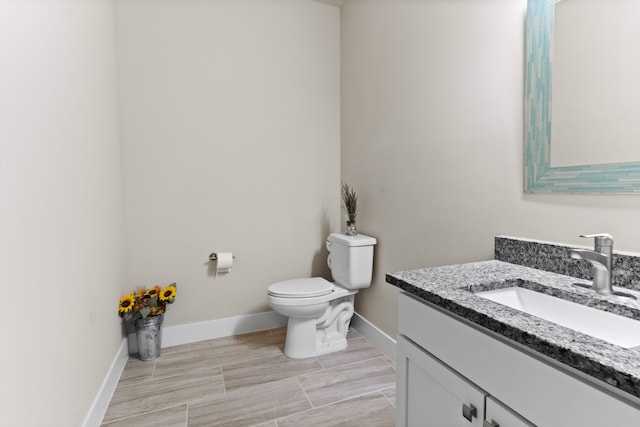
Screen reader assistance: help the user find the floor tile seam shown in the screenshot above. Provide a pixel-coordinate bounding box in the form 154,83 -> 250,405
162,344 -> 254,361
220,362 -> 227,394
304,354 -> 389,379
222,361 -> 326,395
272,389 -> 395,424
220,354 -> 327,386
382,356 -> 397,371
184,380 -> 309,426
107,369 -> 226,411
101,402 -> 188,426
295,375 -> 315,409
301,359 -> 330,378
310,385 -> 398,408
150,358 -> 158,380
117,359 -> 158,384
381,385 -> 396,395
299,375 -> 398,409
380,389 -> 396,408
152,367 -> 226,383
117,366 -> 224,391
175,390 -> 229,417
317,353 -> 387,371
247,348 -> 280,359
185,375 -> 304,410
184,402 -> 189,427
110,375 -> 164,393
220,351 -> 284,370
115,375 -> 156,390
165,353 -> 254,374
317,356 -> 328,369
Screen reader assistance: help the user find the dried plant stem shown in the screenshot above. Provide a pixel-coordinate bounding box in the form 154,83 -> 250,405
342,183 -> 358,223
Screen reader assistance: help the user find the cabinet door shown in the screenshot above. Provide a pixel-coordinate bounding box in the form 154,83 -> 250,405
484,396 -> 536,427
397,335 -> 487,427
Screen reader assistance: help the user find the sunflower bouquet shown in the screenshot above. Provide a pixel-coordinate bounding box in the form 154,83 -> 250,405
118,283 -> 177,321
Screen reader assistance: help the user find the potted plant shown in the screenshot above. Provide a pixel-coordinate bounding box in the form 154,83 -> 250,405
342,182 -> 358,236
118,283 -> 177,361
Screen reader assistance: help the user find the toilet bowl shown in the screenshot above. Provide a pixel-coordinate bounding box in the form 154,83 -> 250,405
267,233 -> 376,359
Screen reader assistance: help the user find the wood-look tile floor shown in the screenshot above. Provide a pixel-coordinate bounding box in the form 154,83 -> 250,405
102,328 -> 396,427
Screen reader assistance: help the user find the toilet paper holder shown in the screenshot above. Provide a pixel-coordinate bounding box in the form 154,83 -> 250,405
208,252 -> 236,261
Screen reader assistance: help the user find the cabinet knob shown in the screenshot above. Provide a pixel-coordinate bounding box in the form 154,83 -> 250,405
483,420 -> 500,427
462,403 -> 477,422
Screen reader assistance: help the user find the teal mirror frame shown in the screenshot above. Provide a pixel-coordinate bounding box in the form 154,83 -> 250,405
525,0 -> 640,193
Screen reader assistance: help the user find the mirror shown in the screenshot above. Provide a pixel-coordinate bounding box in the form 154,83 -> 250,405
552,0 -> 640,167
525,0 -> 640,193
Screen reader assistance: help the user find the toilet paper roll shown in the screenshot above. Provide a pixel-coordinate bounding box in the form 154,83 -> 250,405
215,252 -> 233,273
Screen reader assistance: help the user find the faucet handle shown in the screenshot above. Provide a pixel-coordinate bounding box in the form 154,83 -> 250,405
580,233 -> 614,247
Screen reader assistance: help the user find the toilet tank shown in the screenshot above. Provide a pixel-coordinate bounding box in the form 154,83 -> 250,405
326,233 -> 377,289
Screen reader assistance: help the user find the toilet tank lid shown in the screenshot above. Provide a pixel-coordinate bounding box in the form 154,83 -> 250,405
328,233 -> 377,247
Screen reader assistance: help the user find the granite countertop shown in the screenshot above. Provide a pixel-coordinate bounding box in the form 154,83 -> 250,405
387,260 -> 640,400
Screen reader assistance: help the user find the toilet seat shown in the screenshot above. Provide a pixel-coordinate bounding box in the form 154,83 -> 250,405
268,277 -> 334,298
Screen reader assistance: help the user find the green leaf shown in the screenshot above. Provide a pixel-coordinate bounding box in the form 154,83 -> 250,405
139,307 -> 151,318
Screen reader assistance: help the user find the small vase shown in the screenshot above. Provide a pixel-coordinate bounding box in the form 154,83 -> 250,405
346,221 -> 357,236
135,314 -> 164,361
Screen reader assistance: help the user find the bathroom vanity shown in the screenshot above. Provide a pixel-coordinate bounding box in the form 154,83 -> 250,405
387,237 -> 640,427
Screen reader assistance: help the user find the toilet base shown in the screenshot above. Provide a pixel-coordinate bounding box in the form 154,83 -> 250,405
314,334 -> 348,357
284,317 -> 318,359
283,295 -> 355,359
283,320 -> 350,359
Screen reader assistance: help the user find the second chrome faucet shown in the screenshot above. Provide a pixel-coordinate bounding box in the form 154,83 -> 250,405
570,233 -> 636,299
570,233 -> 614,295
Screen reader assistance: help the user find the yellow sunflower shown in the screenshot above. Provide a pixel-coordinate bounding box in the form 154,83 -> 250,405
159,284 -> 177,301
119,294 -> 135,313
144,286 -> 160,299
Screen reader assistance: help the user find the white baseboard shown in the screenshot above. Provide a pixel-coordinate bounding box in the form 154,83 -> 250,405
161,310 -> 288,347
350,311 -> 397,362
82,339 -> 129,427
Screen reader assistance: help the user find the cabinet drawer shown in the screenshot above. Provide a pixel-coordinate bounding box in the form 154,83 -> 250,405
397,335 -> 487,426
485,396 -> 535,427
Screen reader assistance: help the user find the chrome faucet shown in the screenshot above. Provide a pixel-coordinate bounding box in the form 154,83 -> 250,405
570,233 -> 614,295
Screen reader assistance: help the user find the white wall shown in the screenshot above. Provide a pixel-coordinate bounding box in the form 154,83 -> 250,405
341,0 -> 640,337
115,0 -> 341,326
0,1 -> 125,426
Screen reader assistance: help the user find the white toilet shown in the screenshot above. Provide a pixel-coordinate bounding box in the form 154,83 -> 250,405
267,232 -> 377,359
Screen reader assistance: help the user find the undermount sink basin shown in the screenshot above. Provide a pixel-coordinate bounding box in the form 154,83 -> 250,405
476,287 -> 640,349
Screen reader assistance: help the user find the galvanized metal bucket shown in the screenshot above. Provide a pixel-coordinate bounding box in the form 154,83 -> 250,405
135,314 -> 164,361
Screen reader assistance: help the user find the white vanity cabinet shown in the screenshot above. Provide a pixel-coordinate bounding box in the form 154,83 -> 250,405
396,292 -> 640,427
